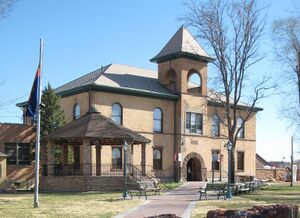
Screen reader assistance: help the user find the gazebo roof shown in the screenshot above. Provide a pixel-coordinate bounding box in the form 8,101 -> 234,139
44,111 -> 151,145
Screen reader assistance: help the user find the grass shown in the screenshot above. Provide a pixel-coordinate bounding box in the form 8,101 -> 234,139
0,191 -> 142,218
192,183 -> 300,218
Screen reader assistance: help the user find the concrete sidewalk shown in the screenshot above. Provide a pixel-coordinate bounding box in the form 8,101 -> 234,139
115,182 -> 205,218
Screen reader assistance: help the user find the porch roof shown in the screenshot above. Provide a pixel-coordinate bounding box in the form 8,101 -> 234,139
44,110 -> 151,145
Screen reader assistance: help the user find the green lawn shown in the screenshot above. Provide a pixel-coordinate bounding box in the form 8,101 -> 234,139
0,191 -> 141,218
192,183 -> 300,218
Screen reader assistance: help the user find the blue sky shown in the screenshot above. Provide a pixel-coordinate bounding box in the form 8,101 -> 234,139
0,0 -> 298,161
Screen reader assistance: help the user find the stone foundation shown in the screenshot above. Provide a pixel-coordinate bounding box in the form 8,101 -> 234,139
40,176 -> 126,192
207,204 -> 298,218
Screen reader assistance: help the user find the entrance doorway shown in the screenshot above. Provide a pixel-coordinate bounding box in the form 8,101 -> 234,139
187,157 -> 201,181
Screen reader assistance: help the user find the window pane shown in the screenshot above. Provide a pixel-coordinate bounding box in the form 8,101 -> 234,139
186,112 -> 202,134
196,114 -> 202,134
112,147 -> 122,169
211,150 -> 220,170
153,148 -> 162,170
112,103 -> 122,125
5,143 -> 17,165
186,113 -> 191,130
18,143 -> 31,165
212,115 -> 220,137
74,104 -> 80,120
153,108 -> 162,132
237,152 -> 244,171
153,120 -> 161,132
153,108 -> 162,119
237,117 -> 244,138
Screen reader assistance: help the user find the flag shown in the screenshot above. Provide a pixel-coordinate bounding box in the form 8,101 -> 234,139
26,65 -> 41,120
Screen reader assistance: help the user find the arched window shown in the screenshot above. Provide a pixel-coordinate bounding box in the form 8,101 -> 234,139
153,108 -> 163,133
112,103 -> 122,125
187,71 -> 202,95
112,147 -> 122,169
211,114 -> 220,137
237,117 -> 244,139
153,148 -> 162,170
73,103 -> 80,120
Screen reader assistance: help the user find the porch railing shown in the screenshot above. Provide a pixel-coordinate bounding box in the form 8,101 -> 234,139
42,163 -> 173,187
43,163 -> 128,177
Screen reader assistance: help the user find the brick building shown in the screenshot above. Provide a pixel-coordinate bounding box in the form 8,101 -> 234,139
15,27 -> 261,191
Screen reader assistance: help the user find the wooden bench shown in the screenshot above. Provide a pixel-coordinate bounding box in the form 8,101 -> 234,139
234,183 -> 250,195
128,179 -> 160,200
139,180 -> 160,195
199,182 -> 227,200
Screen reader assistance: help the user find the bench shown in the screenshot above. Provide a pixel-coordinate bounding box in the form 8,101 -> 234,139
199,182 -> 227,200
234,183 -> 250,195
128,179 -> 160,200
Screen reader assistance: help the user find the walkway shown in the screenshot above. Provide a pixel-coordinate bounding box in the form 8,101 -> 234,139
115,181 -> 205,218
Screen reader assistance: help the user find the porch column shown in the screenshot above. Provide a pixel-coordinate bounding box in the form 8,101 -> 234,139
96,146 -> 102,176
47,140 -> 55,176
141,143 -> 146,175
61,145 -> 68,164
90,145 -> 96,176
82,139 -> 91,175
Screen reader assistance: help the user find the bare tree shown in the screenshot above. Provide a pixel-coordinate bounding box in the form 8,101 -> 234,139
0,0 -> 17,109
272,16 -> 300,131
0,0 -> 16,19
183,0 -> 275,183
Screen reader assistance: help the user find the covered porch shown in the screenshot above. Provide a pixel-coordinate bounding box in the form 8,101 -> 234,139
41,110 -> 150,192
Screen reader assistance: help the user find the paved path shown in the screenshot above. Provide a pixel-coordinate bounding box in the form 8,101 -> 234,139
115,182 -> 206,218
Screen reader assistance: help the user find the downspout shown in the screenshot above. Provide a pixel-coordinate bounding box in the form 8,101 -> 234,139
173,99 -> 178,182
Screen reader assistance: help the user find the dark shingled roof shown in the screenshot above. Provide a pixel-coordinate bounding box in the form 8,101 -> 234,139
44,111 -> 151,145
0,123 -> 35,143
54,63 -> 177,99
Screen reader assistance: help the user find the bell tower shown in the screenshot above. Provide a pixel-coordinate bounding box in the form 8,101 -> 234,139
150,26 -> 213,96
150,26 -> 214,182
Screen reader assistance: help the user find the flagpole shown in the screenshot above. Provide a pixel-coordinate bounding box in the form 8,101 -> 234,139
34,38 -> 44,208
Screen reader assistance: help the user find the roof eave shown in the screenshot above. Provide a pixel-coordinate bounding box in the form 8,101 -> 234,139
150,51 -> 215,63
57,84 -> 179,101
207,100 -> 263,112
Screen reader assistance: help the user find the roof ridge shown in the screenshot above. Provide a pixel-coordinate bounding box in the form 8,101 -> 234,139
55,64 -> 111,91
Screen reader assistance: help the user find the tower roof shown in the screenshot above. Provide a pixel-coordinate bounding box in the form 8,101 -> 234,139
150,26 -> 214,63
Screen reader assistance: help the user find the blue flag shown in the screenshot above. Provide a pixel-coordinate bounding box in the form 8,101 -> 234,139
26,65 -> 41,120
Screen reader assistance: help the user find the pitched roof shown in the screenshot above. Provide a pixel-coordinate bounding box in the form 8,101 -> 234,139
150,26 -> 214,63
54,63 -> 178,100
0,123 -> 35,143
256,154 -> 270,167
207,89 -> 263,112
44,110 -> 151,145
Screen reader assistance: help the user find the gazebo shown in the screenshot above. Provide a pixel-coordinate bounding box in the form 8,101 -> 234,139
41,110 -> 151,192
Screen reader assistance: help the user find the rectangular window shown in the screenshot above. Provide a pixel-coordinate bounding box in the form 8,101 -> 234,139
211,150 -> 220,171
186,112 -> 203,134
153,148 -> 162,170
5,143 -> 31,165
112,147 -> 122,169
237,152 -> 245,171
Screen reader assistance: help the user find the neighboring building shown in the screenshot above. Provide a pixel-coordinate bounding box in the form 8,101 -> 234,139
0,123 -> 35,189
17,26 -> 261,185
256,153 -> 271,169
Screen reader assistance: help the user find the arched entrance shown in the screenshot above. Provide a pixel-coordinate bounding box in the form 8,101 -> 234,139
182,152 -> 207,181
187,158 -> 201,181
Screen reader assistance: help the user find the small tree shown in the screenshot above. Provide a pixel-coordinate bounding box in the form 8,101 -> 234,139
41,83 -> 66,163
41,83 -> 65,135
183,0 -> 275,183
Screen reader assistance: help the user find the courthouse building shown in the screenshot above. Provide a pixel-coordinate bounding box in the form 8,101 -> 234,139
14,27 -> 261,190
